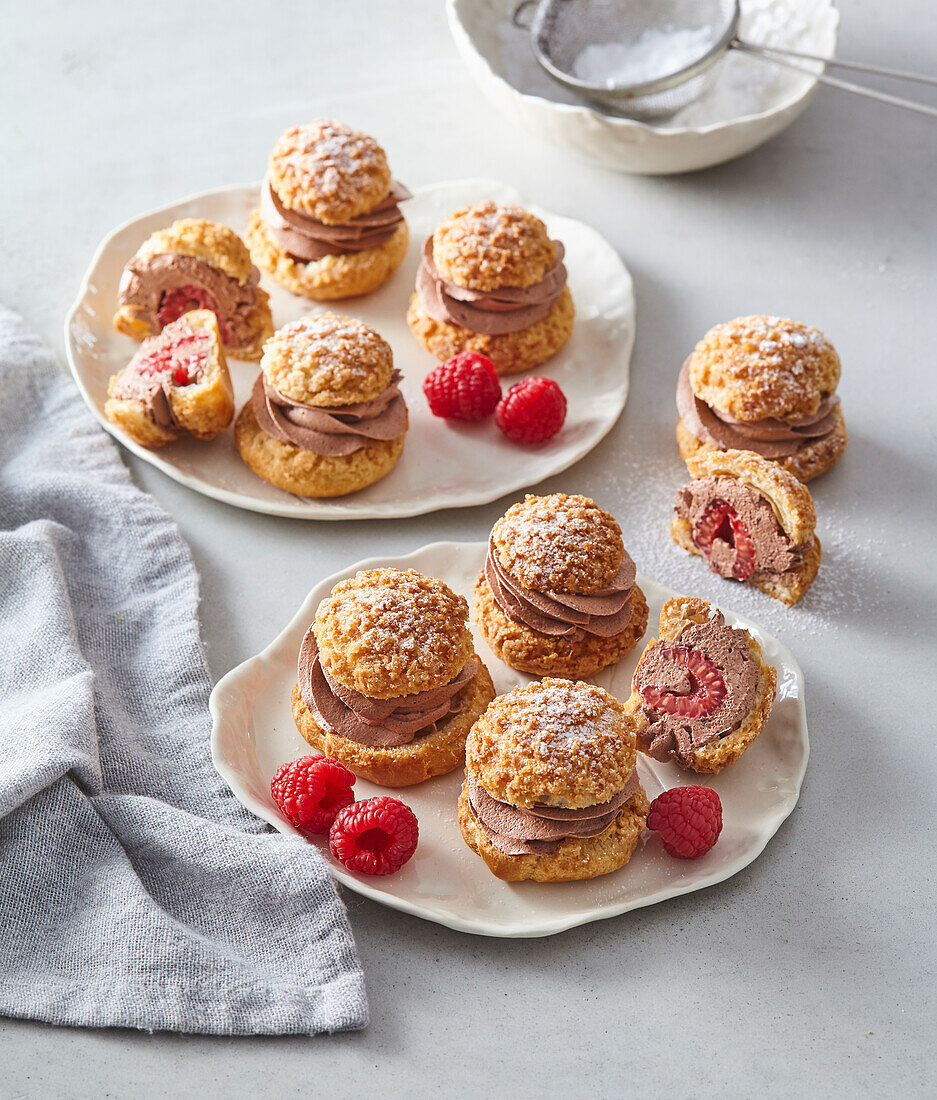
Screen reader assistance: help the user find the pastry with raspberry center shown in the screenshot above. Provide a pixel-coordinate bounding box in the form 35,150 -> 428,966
113,218 -> 273,361
291,568 -> 496,786
104,310 -> 233,449
235,313 -> 408,497
407,200 -> 575,375
247,119 -> 410,300
672,448 -> 821,606
474,493 -> 648,678
625,596 -> 777,774
676,315 -> 847,482
459,678 -> 649,882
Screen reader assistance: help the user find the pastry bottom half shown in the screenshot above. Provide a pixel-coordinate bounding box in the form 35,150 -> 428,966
289,658 -> 495,787
458,780 -> 649,882
247,211 -> 409,300
406,286 -> 575,375
473,571 -> 648,679
235,399 -> 405,497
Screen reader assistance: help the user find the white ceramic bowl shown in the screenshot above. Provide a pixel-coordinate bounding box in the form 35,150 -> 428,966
448,0 -> 839,175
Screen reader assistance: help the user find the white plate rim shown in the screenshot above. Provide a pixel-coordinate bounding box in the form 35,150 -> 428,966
64,180 -> 635,521
209,540 -> 810,938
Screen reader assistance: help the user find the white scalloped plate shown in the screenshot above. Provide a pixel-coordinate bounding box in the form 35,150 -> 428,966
64,179 -> 634,520
209,541 -> 809,938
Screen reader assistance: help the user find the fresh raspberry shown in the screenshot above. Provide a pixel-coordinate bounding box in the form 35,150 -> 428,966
495,376 -> 567,444
647,786 -> 723,859
693,500 -> 756,581
157,285 -> 229,342
270,755 -> 356,837
329,796 -> 419,876
136,332 -> 208,386
639,646 -> 727,719
423,351 -> 502,421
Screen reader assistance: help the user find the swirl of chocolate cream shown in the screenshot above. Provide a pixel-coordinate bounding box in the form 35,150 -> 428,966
298,627 -> 477,748
118,253 -> 263,347
261,177 -> 411,262
251,370 -> 407,457
485,537 -> 635,638
633,613 -> 758,766
676,359 -> 840,459
415,237 -> 568,336
467,771 -> 640,856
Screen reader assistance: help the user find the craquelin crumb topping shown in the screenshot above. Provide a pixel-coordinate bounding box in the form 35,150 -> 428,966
466,678 -> 636,809
491,493 -> 625,594
314,568 -> 474,699
261,313 -> 394,407
432,201 -> 558,292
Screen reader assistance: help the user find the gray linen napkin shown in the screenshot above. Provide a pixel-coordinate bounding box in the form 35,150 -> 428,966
0,308 -> 368,1035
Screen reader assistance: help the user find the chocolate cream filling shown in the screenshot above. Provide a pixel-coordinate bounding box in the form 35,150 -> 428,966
261,176 -> 411,262
251,370 -> 407,457
676,359 -> 840,459
415,237 -> 568,336
675,476 -> 803,581
466,772 -> 641,856
110,320 -> 210,431
118,253 -> 263,348
633,614 -> 759,766
298,628 -> 477,748
485,537 -> 636,638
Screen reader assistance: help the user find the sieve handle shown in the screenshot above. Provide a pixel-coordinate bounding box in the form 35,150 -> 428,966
734,40 -> 937,118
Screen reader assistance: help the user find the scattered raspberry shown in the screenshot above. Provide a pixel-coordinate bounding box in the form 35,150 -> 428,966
640,646 -> 727,719
158,285 -> 228,342
693,500 -> 755,581
329,796 -> 419,876
495,376 -> 567,444
270,755 -> 356,837
136,332 -> 208,386
647,786 -> 723,859
423,351 -> 502,421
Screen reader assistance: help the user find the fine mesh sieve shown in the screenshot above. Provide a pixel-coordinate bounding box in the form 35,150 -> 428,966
514,0 -> 937,122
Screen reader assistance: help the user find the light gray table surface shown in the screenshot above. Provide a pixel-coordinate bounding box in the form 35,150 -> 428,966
2,1 -> 935,1096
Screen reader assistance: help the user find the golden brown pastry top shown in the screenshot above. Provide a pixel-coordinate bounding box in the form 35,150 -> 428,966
432,202 -> 558,292
313,568 -> 474,699
685,448 -> 817,546
466,678 -> 637,809
688,316 -> 841,421
491,493 -> 625,595
135,218 -> 255,285
260,313 -> 394,406
266,120 -> 392,224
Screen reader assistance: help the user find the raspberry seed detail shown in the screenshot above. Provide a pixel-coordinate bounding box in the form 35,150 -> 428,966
639,645 -> 727,719
423,350 -> 502,421
330,796 -> 419,876
647,785 -> 723,859
271,755 -> 356,837
693,500 -> 756,581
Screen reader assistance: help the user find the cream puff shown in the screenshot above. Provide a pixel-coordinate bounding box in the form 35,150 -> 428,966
407,201 -> 574,375
474,493 -> 648,678
676,315 -> 847,482
113,218 -> 273,361
625,596 -> 777,774
459,678 -> 649,882
291,568 -> 495,786
104,310 -> 233,448
671,448 -> 821,606
235,313 -> 408,497
247,119 -> 410,300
